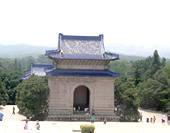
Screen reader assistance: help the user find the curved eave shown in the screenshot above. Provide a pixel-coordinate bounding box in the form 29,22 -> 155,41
46,49 -> 60,55
20,72 -> 31,80
46,69 -> 120,78
45,51 -> 119,61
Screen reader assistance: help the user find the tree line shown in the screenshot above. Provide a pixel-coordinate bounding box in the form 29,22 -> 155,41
0,55 -> 50,120
0,55 -> 52,73
0,54 -> 52,105
110,50 -> 170,121
0,50 -> 170,121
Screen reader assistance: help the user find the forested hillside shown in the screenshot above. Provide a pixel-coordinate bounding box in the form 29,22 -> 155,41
106,43 -> 170,59
109,50 -> 170,121
118,54 -> 170,64
0,48 -> 170,121
0,54 -> 52,105
1,44 -> 170,64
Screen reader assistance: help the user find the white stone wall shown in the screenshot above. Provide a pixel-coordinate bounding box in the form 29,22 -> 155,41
53,60 -> 109,70
48,77 -> 117,115
93,80 -> 115,114
48,77 -> 71,114
32,67 -> 46,76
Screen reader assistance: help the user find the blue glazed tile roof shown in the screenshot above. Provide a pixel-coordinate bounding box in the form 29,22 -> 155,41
20,63 -> 54,80
31,63 -> 54,68
46,69 -> 120,78
30,63 -> 54,76
46,33 -> 119,60
20,72 -> 31,80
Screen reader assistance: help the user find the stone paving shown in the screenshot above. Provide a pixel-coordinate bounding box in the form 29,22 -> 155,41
0,105 -> 170,133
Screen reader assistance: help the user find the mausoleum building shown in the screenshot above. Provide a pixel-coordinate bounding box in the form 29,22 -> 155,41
45,33 -> 120,116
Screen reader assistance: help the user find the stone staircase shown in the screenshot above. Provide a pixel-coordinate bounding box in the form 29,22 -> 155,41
47,113 -> 120,121
73,111 -> 90,115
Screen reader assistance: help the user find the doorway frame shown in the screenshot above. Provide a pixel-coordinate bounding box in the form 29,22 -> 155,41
70,82 -> 94,114
73,85 -> 90,111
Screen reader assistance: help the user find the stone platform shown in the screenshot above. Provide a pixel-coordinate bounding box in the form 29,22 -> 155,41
0,121 -> 170,133
0,105 -> 170,133
47,114 -> 120,121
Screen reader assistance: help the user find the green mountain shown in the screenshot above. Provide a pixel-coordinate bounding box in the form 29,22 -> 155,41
0,44 -> 169,64
105,43 -> 170,59
0,44 -> 56,58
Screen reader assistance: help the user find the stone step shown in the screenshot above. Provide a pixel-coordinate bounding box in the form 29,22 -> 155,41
73,111 -> 90,115
47,115 -> 120,121
72,129 -> 81,132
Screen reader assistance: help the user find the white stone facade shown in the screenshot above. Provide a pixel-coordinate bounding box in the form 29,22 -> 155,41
48,76 -> 117,115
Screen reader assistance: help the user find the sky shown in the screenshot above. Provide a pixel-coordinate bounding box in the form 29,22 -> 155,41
0,0 -> 170,48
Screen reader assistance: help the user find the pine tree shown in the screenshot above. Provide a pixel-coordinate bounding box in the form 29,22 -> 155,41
115,78 -> 140,121
0,62 -> 2,68
14,59 -> 18,71
18,62 -> 22,72
0,82 -> 9,105
161,57 -> 166,69
145,50 -> 161,80
132,61 -> 142,87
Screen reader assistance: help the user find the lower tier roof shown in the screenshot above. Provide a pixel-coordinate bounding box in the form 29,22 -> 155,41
46,69 -> 120,78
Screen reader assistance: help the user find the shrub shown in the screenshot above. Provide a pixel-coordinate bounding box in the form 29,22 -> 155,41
167,111 -> 170,116
31,113 -> 47,121
80,124 -> 95,133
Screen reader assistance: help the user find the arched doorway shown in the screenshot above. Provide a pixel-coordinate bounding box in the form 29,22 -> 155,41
73,85 -> 90,111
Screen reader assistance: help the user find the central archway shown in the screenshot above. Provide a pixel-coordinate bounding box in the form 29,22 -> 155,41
73,85 -> 89,111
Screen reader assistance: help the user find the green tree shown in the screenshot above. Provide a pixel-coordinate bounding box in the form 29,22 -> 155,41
0,55 -> 52,73
14,58 -> 18,71
115,78 -> 139,121
109,61 -> 132,77
140,56 -> 152,76
145,50 -> 161,80
132,61 -> 142,87
137,82 -> 145,106
163,64 -> 170,79
0,71 -> 23,104
114,76 -> 128,103
161,57 -> 166,69
36,55 -> 53,64
153,70 -> 170,111
0,81 -> 9,105
16,74 -> 49,120
24,56 -> 36,73
0,62 -> 2,68
139,70 -> 170,110
18,62 -> 22,72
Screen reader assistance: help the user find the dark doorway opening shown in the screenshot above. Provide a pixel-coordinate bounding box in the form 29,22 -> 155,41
73,86 -> 89,111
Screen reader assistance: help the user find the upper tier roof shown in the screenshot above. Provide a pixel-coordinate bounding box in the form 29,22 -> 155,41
46,33 -> 119,60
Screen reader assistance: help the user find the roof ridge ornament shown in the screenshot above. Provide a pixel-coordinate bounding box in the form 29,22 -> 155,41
61,50 -> 63,57
60,33 -> 63,57
100,34 -> 105,58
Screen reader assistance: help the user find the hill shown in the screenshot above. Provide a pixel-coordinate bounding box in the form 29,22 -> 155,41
105,43 -> 170,59
0,44 -> 170,64
0,44 -> 56,58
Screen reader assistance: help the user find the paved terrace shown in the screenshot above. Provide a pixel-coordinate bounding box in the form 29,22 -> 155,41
0,105 -> 170,133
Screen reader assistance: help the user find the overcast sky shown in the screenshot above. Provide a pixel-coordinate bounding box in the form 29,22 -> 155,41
0,0 -> 170,48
